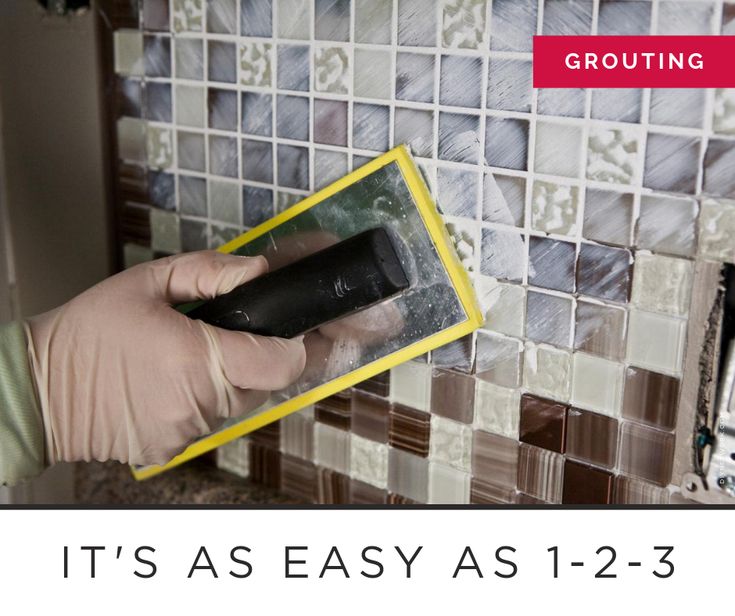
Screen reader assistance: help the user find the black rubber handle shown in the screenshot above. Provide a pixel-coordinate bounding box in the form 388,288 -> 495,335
186,227 -> 410,339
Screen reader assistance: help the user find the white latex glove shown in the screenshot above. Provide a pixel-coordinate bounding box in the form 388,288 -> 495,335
25,251 -> 306,467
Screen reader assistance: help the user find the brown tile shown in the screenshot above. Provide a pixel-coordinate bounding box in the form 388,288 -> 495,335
471,430 -> 518,488
565,408 -> 618,468
513,492 -> 546,504
516,443 -> 564,503
562,460 -> 614,504
519,394 -> 568,453
389,403 -> 431,457
576,243 -> 632,303
619,422 -> 675,486
622,367 -> 680,431
249,420 -> 280,449
613,475 -> 670,504
430,368 -> 475,424
109,0 -> 140,28
121,204 -> 151,246
351,390 -> 390,443
470,478 -> 515,504
353,370 -> 390,397
280,454 -> 316,503
574,300 -> 627,361
119,163 -> 148,205
249,442 -> 281,489
142,0 -> 169,31
315,391 -> 352,430
317,468 -> 351,503
350,479 -> 388,504
387,493 -> 419,504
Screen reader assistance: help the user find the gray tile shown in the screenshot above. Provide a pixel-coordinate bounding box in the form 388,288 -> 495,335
277,94 -> 310,141
591,89 -> 642,123
491,0 -> 537,52
576,243 -> 632,303
439,112 -> 480,164
277,44 -> 310,91
175,38 -> 203,80
355,0 -> 392,44
208,88 -> 238,131
598,0 -> 651,35
398,0 -> 437,46
638,195 -> 698,257
353,103 -> 389,152
704,139 -> 735,198
649,89 -> 705,129
177,131 -> 206,172
209,179 -> 240,224
209,135 -> 239,178
144,34 -> 171,77
314,99 -> 348,147
437,167 -> 478,219
241,91 -> 273,137
394,107 -> 434,158
487,59 -> 532,113
658,1 -> 714,35
583,189 -> 633,246
542,0 -> 593,35
207,0 -> 237,33
242,138 -> 274,183
116,77 -> 142,118
208,41 -> 237,83
143,0 -> 169,31
148,170 -> 176,210
537,88 -> 585,118
485,117 -> 529,171
440,55 -> 482,108
314,149 -> 349,190
396,52 -> 435,103
483,174 -> 525,227
277,144 -> 309,190
315,0 -> 350,41
644,133 -> 700,194
144,82 -> 172,122
180,218 -> 208,251
242,185 -> 274,227
241,0 -> 272,36
480,228 -> 526,282
179,175 -> 207,216
528,236 -> 575,293
526,290 -> 572,348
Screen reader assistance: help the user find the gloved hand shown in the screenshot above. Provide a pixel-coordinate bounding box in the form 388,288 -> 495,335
24,251 -> 306,467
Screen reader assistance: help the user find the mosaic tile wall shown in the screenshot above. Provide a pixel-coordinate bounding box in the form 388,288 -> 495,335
108,0 -> 735,503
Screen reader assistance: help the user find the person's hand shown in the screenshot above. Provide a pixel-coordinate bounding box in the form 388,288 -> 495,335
24,251 -> 306,467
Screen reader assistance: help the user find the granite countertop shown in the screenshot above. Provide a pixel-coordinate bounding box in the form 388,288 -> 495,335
75,459 -> 302,505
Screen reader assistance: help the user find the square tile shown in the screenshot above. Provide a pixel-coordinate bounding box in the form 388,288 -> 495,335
441,0 -> 487,49
565,407 -> 618,468
388,448 -> 429,502
576,243 -> 632,303
528,236 -> 576,293
317,467 -> 350,503
537,88 -> 586,118
209,179 -> 240,225
180,218 -> 208,251
241,91 -> 273,137
314,99 -> 348,146
390,360 -> 431,411
519,393 -> 567,453
277,94 -> 310,141
353,103 -> 389,152
485,117 -> 529,171
480,228 -> 525,282
314,149 -> 349,190
637,195 -> 698,257
622,367 -> 680,431
175,85 -> 205,127
657,0 -> 714,35
350,435 -> 388,489
650,89 -> 705,129
354,371 -> 390,398
446,219 -> 478,274
350,479 -> 388,504
314,46 -> 350,94
440,55 -> 482,108
208,88 -> 238,131
626,309 -> 687,375
314,422 -> 350,474
428,463 -> 470,504
490,0 -> 537,52
644,133 -> 700,194
277,0 -> 311,39
470,478 -> 515,504
699,198 -> 735,263
207,41 -> 237,83
207,0 -> 237,33
277,44 -> 310,91
574,300 -> 626,361
280,455 -> 317,502
177,131 -> 206,171
148,171 -> 176,210
487,59 -> 533,113
542,0 -> 593,35
277,144 -> 309,190
587,126 -> 639,185
389,403 -> 431,457
396,52 -> 435,103
315,0 -> 350,41
475,277 -> 525,338
241,0 -> 272,36
281,411 -> 314,459
144,82 -> 171,123
240,42 -> 273,87
179,175 -> 207,216
353,48 -> 392,100
438,112 -> 480,164
534,122 -> 582,178
523,342 -> 572,402
242,139 -> 274,183
394,108 -> 434,157
150,209 -> 181,253
351,391 -> 390,443
704,139 -> 735,198
115,30 -> 145,76
429,415 -> 472,471
472,431 -> 518,488
173,0 -> 204,32
437,167 -> 478,219
571,352 -> 624,417
147,125 -> 173,169
175,39 -> 203,80
531,180 -> 579,236
474,380 -> 520,438
208,135 -> 238,177
483,173 -> 525,227
116,77 -> 142,118
144,34 -> 171,77
516,443 -> 564,503
590,89 -> 642,123
598,1 -> 651,35
613,475 -> 670,505
631,253 -> 693,316
582,189 -> 633,246
525,290 -> 572,348
562,461 -> 613,504
398,0 -> 437,46
209,224 -> 240,247
713,89 -> 735,135
475,331 -> 522,388
242,185 -> 274,227
355,0 -> 392,44
619,422 -> 675,486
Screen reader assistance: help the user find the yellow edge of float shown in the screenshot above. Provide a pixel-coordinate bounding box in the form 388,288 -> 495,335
132,145 -> 484,481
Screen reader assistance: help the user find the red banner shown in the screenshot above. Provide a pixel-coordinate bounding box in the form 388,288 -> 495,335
533,36 -> 735,88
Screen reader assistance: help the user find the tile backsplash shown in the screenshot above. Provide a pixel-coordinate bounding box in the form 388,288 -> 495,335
108,0 -> 735,503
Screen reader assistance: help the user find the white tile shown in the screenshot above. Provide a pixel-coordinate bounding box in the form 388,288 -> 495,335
350,434 -> 389,489
523,342 -> 572,402
429,415 -> 472,471
150,209 -> 181,253
699,198 -> 735,264
175,85 -> 205,127
473,380 -> 520,438
314,423 -> 350,474
390,360 -> 432,411
475,276 -> 525,337
216,438 -> 250,478
627,309 -> 687,375
114,30 -> 144,76
631,252 -> 693,316
428,462 -> 470,504
571,352 -> 624,417
534,121 -> 583,178
277,0 -> 311,39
